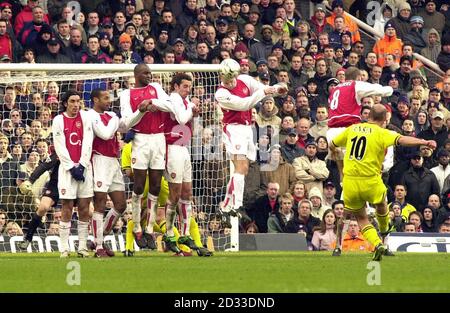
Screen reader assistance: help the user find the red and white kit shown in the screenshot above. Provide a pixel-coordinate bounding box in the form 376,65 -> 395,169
52,110 -> 94,199
88,109 -> 125,193
215,74 -> 267,161
327,81 -> 393,143
120,83 -> 171,170
164,92 -> 195,184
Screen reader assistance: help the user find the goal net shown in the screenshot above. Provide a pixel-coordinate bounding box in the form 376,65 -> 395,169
0,63 -> 238,253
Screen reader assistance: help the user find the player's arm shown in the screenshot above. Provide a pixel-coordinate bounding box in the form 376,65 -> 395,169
168,92 -> 194,125
79,110 -> 94,168
52,115 -> 75,171
148,83 -> 175,112
354,81 -> 393,103
90,110 -> 119,140
215,87 -> 266,111
239,75 -> 288,96
120,89 -> 146,129
397,135 -> 436,149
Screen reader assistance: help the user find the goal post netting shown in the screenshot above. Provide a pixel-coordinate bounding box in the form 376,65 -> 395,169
0,63 -> 239,253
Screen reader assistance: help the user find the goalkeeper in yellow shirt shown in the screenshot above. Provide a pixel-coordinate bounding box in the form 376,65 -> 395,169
121,142 -> 212,256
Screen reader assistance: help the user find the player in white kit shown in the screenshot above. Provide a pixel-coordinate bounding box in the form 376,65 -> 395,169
52,91 -> 94,258
214,58 -> 288,224
88,89 -> 127,257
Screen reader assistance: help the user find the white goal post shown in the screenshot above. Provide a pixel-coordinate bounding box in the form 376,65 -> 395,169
0,63 -> 239,252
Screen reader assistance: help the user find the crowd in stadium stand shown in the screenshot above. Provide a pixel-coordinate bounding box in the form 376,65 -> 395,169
1,0 -> 450,251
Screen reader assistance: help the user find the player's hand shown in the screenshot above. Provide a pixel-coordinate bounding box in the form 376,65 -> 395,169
70,164 -> 85,182
192,105 -> 201,117
191,97 -> 200,106
426,140 -> 437,150
274,83 -> 288,96
124,130 -> 136,143
138,100 -> 150,112
19,180 -> 33,195
263,86 -> 277,95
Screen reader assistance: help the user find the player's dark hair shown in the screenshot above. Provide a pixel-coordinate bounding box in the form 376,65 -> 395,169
360,105 -> 371,114
345,67 -> 360,80
90,88 -> 105,103
170,73 -> 192,92
61,90 -> 81,108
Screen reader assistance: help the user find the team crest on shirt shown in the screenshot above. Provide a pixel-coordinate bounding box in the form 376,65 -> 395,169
97,181 -> 102,188
45,190 -> 51,195
149,89 -> 155,96
132,158 -> 136,164
61,189 -> 66,195
171,172 -> 176,179
242,87 -> 248,94
235,144 -> 241,150
75,121 -> 82,129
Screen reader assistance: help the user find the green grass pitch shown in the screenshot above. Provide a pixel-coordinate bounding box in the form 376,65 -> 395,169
1,251 -> 449,292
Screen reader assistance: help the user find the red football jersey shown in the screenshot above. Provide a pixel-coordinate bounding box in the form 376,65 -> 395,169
63,112 -> 83,163
129,85 -> 164,134
328,81 -> 361,128
218,79 -> 252,127
164,98 -> 192,146
92,113 -> 119,157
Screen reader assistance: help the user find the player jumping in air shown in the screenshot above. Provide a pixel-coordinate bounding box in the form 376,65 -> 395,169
214,58 -> 287,225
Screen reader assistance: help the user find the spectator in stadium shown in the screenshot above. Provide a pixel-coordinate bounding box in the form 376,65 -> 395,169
417,110 -> 448,155
267,193 -> 295,233
408,211 -> 424,232
36,37 -> 71,63
247,182 -> 280,234
401,150 -> 440,212
4,221 -> 23,236
261,145 -> 296,196
81,35 -> 112,64
66,27 -> 86,63
309,106 -> 328,139
14,0 -> 50,36
421,0 -> 445,35
421,206 -> 438,232
372,23 -> 403,68
290,181 -> 307,209
403,222 -> 416,232
0,209 -> 6,233
47,222 -> 59,235
439,222 -> 450,233
308,186 -> 328,219
18,6 -> 51,49
404,16 -> 427,53
243,160 -> 268,214
373,2 -> 395,36
334,218 -> 373,252
421,28 -> 441,63
311,209 -> 337,251
285,199 -> 320,245
430,149 -> 450,192
250,25 -> 274,62
118,33 -> 142,64
309,4 -> 332,36
256,96 -> 281,133
280,128 -> 304,164
437,35 -> 450,72
292,140 -> 329,195
322,180 -> 338,208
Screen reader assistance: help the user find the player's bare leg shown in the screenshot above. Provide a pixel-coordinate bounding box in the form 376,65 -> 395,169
20,196 -> 54,250
353,208 -> 385,261
77,197 -> 92,258
143,169 -> 163,249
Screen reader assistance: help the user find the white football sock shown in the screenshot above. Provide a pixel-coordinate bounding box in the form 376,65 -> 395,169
92,212 -> 104,250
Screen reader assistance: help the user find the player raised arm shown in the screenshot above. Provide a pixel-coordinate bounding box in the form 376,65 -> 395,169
354,81 -> 393,103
